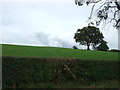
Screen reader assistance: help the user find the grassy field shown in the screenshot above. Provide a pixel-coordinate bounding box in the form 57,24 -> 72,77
1,44 -> 119,60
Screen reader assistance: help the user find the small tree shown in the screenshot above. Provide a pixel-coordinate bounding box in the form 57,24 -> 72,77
74,26 -> 104,50
73,46 -> 78,49
97,40 -> 109,51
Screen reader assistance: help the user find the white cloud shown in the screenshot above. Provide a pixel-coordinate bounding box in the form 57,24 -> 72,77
1,25 -> 40,46
36,31 -> 74,48
0,0 -> 73,3
103,28 -> 118,49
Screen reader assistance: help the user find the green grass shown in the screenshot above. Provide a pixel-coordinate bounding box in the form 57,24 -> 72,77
2,44 -> 119,60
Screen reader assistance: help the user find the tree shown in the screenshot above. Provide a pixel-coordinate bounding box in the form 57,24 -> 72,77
75,0 -> 120,50
72,46 -> 78,49
75,0 -> 120,28
74,26 -> 104,50
97,40 -> 109,51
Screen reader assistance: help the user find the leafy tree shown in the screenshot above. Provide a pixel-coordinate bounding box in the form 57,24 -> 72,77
74,0 -> 120,50
75,0 -> 120,28
97,40 -> 109,51
74,26 -> 104,50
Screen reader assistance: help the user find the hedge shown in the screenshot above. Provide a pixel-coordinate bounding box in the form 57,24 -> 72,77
2,56 -> 119,88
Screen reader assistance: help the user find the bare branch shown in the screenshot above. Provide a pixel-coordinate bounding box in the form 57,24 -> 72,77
96,2 -> 107,12
116,19 -> 120,27
114,1 -> 120,10
75,0 -> 120,28
113,10 -> 119,19
89,3 -> 96,19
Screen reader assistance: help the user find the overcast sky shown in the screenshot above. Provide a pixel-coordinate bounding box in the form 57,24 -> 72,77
0,1 -> 118,49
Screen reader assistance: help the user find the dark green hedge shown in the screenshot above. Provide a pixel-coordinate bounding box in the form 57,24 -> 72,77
2,56 -> 119,88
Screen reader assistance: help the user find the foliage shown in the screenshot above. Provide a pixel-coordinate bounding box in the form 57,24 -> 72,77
2,56 -> 119,88
2,44 -> 119,60
72,46 -> 78,49
2,57 -> 56,88
110,49 -> 120,52
97,40 -> 109,51
75,0 -> 120,28
74,26 -> 104,50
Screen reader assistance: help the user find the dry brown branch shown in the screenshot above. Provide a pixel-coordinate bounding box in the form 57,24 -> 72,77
62,63 -> 76,79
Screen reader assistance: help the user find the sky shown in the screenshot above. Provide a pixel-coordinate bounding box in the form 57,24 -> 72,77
0,0 -> 118,50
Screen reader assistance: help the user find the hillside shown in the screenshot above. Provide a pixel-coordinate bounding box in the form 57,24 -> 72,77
1,44 -> 118,60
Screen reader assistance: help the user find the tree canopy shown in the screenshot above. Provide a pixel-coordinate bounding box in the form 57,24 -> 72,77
97,40 -> 109,51
75,0 -> 120,28
74,26 -> 104,50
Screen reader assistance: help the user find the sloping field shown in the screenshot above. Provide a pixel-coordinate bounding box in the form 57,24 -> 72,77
1,44 -> 119,60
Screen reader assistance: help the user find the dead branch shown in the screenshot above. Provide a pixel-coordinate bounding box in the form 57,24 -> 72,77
62,63 -> 76,79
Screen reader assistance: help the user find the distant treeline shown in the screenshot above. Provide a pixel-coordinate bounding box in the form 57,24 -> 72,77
109,49 -> 120,52
2,56 -> 119,88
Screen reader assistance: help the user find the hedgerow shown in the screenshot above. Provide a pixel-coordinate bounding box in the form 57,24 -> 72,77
2,56 -> 119,88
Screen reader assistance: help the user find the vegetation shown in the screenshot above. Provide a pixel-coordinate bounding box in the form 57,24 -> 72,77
1,0 -> 120,88
72,46 -> 78,49
110,49 -> 120,52
2,44 -> 118,60
2,56 -> 119,88
75,0 -> 120,28
97,40 -> 109,51
74,26 -> 105,50
2,44 -> 119,88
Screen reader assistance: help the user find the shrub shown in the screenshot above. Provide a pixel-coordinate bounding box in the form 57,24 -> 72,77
72,46 -> 78,49
110,49 -> 120,52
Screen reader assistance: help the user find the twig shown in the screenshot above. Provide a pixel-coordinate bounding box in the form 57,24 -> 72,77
62,63 -> 76,79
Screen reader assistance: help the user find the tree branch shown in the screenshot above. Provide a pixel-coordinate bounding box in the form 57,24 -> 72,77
96,1 -> 107,12
89,3 -> 96,19
114,1 -> 120,10
116,19 -> 120,27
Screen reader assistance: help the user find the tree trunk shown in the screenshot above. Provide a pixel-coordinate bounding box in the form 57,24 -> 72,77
87,43 -> 90,50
